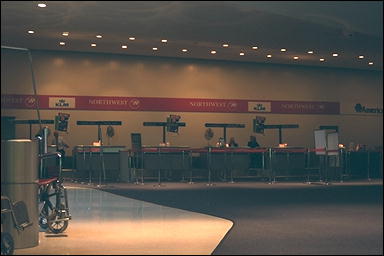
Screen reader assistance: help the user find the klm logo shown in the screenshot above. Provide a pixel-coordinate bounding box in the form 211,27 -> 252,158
55,99 -> 69,107
253,104 -> 266,111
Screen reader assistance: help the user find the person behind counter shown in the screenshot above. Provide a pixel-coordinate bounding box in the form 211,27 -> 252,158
248,135 -> 261,169
247,135 -> 260,148
228,137 -> 239,148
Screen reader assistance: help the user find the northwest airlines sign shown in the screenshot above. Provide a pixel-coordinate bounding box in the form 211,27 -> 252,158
1,94 -> 340,114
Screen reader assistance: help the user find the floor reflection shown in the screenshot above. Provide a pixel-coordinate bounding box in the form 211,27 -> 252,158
15,186 -> 232,255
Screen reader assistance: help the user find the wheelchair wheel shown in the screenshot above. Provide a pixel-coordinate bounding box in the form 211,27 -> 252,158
1,232 -> 14,255
39,207 -> 49,230
47,204 -> 68,234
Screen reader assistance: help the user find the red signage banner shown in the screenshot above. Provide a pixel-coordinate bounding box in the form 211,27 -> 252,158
1,94 -> 340,114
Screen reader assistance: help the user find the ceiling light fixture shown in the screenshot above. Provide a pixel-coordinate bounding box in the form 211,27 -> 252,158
121,45 -> 127,49
211,50 -> 217,54
27,30 -> 35,34
59,42 -> 65,46
91,43 -> 96,47
62,32 -> 69,36
152,47 -> 158,51
222,44 -> 229,47
96,35 -> 102,38
129,37 -> 135,41
307,51 -> 314,54
267,54 -> 272,58
161,39 -> 167,43
368,62 -> 374,65
320,58 -> 325,62
240,52 -> 245,56
293,56 -> 299,60
37,3 -> 46,8
182,49 -> 188,52
358,55 -> 364,59
280,48 -> 287,52
332,53 -> 338,57
252,46 -> 258,50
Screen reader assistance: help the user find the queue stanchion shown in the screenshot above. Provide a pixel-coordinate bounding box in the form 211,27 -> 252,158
133,149 -> 144,185
267,148 -> 275,184
229,149 -> 235,184
305,148 -> 311,184
97,144 -> 106,188
207,147 -> 214,186
188,149 -> 194,184
367,151 -> 371,181
140,150 -> 144,185
88,147 -> 92,185
180,150 -> 186,182
339,148 -> 346,183
154,147 -> 164,187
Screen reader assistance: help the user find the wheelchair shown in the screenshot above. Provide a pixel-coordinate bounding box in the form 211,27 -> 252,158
38,152 -> 71,234
1,196 -> 32,255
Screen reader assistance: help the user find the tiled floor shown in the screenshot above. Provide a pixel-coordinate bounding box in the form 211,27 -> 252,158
15,185 -> 233,255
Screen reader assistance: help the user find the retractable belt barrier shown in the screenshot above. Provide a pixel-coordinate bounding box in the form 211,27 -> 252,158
121,147 -> 381,185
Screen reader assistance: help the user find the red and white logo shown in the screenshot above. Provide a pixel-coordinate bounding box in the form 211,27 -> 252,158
24,96 -> 37,108
227,101 -> 238,110
129,98 -> 140,110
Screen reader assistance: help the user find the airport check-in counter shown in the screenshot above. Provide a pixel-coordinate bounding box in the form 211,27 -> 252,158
190,147 -> 269,183
73,145 -> 126,182
131,146 -> 191,183
77,145 -> 382,184
268,147 -> 307,182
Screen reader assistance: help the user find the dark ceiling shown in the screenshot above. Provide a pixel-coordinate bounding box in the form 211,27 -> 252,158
1,1 -> 383,71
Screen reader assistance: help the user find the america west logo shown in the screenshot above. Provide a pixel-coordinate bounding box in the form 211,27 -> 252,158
354,103 -> 383,114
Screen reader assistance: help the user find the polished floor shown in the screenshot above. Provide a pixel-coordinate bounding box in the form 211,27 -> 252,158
15,186 -> 233,255
101,180 -> 383,255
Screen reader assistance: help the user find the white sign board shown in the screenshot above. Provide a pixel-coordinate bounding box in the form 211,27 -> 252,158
327,132 -> 339,156
314,129 -> 327,155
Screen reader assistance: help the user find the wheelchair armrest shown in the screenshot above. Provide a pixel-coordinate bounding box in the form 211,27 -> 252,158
38,177 -> 58,186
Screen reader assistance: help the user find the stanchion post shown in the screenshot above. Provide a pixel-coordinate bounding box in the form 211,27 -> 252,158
188,150 -> 194,184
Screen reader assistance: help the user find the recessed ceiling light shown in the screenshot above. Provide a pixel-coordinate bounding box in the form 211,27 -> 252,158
307,51 -> 314,54
96,35 -> 102,38
368,62 -> 374,65
267,54 -> 272,58
332,53 -> 338,57
211,50 -> 217,54
27,30 -> 35,34
129,37 -> 135,41
252,46 -> 258,50
358,55 -> 364,59
293,56 -> 299,60
280,48 -> 287,52
320,58 -> 325,62
182,49 -> 188,52
239,52 -> 245,56
222,44 -> 229,48
121,45 -> 127,49
62,32 -> 69,36
59,42 -> 65,46
91,43 -> 96,47
152,47 -> 158,51
161,39 -> 167,43
37,3 -> 46,8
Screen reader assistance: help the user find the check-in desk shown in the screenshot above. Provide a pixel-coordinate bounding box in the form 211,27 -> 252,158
191,147 -> 268,183
268,147 -> 307,182
130,146 -> 191,184
344,150 -> 383,179
73,145 -> 126,182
